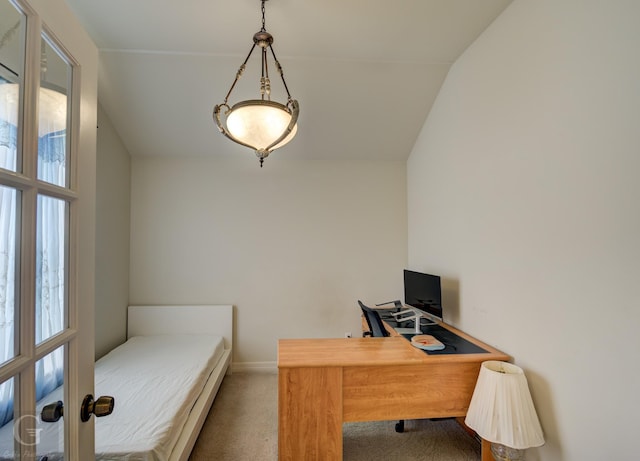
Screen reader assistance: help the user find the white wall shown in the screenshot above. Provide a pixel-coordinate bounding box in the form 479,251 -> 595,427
129,156 -> 407,366
407,1 -> 640,460
95,104 -> 131,359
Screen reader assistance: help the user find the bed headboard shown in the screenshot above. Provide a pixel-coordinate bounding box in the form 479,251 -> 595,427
127,305 -> 233,350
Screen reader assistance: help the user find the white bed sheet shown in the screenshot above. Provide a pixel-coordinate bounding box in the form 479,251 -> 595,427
0,334 -> 225,461
95,334 -> 225,460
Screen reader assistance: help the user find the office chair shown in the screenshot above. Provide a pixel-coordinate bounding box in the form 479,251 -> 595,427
357,300 -> 405,433
358,300 -> 390,338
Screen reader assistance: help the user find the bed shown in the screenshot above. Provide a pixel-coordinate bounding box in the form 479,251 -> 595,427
0,304 -> 233,461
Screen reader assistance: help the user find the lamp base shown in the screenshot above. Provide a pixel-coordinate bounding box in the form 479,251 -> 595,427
491,443 -> 525,461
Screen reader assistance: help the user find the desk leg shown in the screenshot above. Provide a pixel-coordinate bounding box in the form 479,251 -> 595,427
278,366 -> 343,461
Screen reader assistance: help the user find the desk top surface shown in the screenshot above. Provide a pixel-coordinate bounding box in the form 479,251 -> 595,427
278,322 -> 509,368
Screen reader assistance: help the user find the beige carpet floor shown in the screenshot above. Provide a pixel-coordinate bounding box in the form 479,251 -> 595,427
189,372 -> 481,460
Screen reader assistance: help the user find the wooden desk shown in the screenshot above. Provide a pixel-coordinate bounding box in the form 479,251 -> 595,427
277,322 -> 509,460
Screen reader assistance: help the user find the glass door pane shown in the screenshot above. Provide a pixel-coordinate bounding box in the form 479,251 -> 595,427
36,194 -> 67,344
37,36 -> 69,188
0,185 -> 18,365
35,346 -> 65,457
0,376 -> 14,458
0,0 -> 25,174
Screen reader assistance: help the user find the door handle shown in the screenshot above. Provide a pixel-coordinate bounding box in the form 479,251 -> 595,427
41,400 -> 64,422
81,394 -> 115,422
42,395 -> 115,423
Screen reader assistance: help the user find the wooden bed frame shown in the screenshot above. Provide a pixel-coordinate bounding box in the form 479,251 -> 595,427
127,304 -> 233,461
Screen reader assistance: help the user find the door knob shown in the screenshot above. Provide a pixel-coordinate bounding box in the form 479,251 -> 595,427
41,395 -> 114,423
81,394 -> 115,422
41,400 -> 64,423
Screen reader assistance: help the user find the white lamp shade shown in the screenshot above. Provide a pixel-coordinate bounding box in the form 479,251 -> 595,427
465,361 -> 544,450
0,83 -> 67,137
226,100 -> 297,151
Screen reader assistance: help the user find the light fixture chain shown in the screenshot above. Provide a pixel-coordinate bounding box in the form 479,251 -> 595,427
261,0 -> 267,32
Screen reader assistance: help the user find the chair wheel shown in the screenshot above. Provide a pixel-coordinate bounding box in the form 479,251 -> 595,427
395,420 -> 404,433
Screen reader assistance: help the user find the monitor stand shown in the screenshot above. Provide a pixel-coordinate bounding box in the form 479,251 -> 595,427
391,307 -> 430,334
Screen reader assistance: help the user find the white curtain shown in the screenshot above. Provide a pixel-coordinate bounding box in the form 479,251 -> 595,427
34,129 -> 66,401
0,78 -> 66,427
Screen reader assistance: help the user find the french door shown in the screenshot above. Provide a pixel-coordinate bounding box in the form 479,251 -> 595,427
0,0 -> 97,458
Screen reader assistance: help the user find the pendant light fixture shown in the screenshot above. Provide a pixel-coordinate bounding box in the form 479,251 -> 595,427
213,0 -> 299,167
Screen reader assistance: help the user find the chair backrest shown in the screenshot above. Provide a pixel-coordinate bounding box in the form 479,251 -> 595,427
358,300 -> 390,337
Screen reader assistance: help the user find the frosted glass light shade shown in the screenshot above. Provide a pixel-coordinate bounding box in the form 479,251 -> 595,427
465,361 -> 544,450
38,86 -> 67,136
0,83 -> 67,136
226,100 -> 297,151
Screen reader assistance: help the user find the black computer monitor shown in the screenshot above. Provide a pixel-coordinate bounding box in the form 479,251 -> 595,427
403,269 -> 443,321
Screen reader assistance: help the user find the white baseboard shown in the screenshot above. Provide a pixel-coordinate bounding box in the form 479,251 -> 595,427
231,361 -> 277,373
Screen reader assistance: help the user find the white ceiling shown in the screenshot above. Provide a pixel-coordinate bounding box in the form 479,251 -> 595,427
64,0 -> 512,162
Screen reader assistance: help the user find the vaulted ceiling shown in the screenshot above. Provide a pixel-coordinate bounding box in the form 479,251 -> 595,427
65,0 -> 512,162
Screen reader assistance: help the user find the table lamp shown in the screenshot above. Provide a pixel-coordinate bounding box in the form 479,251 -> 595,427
465,361 -> 544,461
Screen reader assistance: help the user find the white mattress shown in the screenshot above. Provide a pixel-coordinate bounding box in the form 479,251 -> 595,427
0,334 -> 225,461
